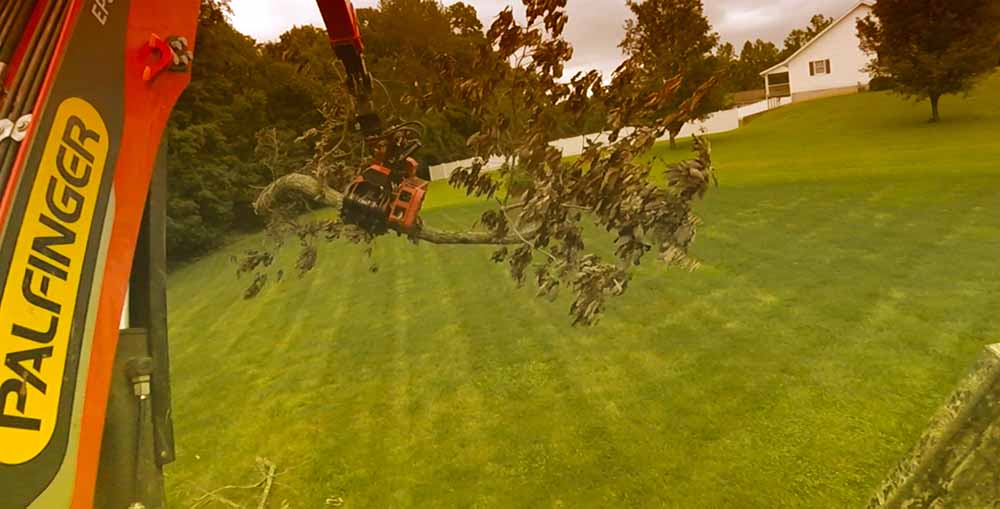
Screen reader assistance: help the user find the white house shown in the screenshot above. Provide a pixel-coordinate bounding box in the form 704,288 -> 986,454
760,1 -> 874,102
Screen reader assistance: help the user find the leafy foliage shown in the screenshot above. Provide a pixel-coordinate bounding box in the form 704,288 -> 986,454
780,14 -> 833,60
249,0 -> 722,326
722,13 -> 836,94
619,0 -> 729,147
167,0 -> 507,261
730,39 -> 782,91
167,0 -> 319,261
857,0 -> 1000,122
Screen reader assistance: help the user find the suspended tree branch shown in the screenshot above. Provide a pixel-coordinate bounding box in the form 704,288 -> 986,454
241,0 -> 725,326
254,172 -> 536,246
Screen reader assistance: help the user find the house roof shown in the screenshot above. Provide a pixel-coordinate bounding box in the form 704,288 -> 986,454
760,0 -> 875,76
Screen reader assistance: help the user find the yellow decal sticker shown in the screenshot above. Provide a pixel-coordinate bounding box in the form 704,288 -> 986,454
0,97 -> 108,465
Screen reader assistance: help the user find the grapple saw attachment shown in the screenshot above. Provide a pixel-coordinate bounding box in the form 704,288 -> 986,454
316,0 -> 431,236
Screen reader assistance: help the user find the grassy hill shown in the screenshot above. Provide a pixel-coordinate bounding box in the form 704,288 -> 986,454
164,78 -> 1000,508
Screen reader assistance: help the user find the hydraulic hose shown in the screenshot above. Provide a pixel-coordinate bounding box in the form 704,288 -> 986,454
0,0 -> 38,83
0,0 -> 67,192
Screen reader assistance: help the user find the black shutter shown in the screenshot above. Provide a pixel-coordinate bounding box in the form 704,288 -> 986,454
826,59 -> 831,74
809,62 -> 815,76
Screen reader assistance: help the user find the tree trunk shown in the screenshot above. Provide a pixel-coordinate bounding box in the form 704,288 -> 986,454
668,123 -> 682,150
929,93 -> 941,123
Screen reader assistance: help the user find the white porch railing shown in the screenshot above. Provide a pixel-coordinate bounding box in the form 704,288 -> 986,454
736,96 -> 792,121
767,83 -> 791,98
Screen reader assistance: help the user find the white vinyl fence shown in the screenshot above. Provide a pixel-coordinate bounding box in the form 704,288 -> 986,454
430,99 -> 787,181
736,96 -> 792,121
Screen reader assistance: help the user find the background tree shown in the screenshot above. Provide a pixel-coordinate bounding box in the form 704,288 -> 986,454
857,0 -> 1000,123
719,13 -> 833,94
167,0 -> 282,260
248,0 -> 722,326
358,0 -> 490,165
719,13 -> 831,93
779,14 -> 833,60
620,0 -> 729,149
715,41 -> 737,81
446,2 -> 483,37
168,0 -> 494,262
731,39 -> 781,91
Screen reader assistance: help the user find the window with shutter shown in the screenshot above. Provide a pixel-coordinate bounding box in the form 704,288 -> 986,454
810,60 -> 829,75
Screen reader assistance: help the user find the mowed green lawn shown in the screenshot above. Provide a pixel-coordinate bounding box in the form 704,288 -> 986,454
165,78 -> 1000,508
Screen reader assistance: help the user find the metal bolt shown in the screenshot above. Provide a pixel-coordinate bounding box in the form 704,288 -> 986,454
10,114 -> 31,142
0,119 -> 13,141
132,374 -> 151,399
126,357 -> 154,400
167,36 -> 193,71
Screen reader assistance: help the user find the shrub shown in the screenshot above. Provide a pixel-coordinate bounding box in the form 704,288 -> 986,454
868,76 -> 896,92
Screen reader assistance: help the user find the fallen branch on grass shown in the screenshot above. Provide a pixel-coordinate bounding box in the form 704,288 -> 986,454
188,457 -> 280,509
257,458 -> 277,509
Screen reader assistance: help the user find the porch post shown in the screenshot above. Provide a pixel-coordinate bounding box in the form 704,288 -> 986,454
764,73 -> 770,98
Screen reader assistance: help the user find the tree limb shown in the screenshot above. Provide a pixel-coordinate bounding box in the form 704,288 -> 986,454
254,173 -> 535,246
497,197 -> 557,261
257,458 -> 277,509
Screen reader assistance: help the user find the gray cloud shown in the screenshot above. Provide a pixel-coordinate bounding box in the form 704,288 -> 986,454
704,0 -> 855,46
229,0 -> 859,76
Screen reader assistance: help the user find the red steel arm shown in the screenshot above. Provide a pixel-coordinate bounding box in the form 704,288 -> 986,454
316,0 -> 364,51
315,0 -> 380,135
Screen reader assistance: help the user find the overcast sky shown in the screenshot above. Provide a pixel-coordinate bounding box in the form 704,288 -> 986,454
230,0 -> 857,76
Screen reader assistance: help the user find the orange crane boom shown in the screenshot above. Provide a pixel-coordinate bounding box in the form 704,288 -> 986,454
0,1 -> 198,507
